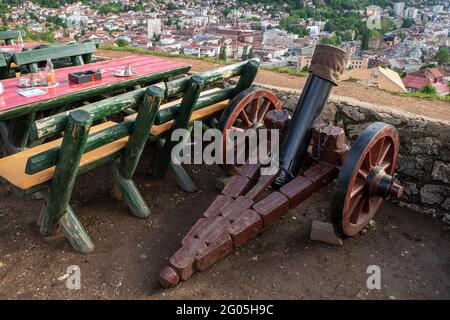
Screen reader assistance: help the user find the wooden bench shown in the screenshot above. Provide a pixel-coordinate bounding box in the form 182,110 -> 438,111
124,58 -> 261,192
0,30 -> 25,45
31,59 -> 262,193
14,42 -> 97,73
0,85 -> 164,253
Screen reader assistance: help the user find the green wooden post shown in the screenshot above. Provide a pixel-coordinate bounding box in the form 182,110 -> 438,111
111,86 -> 165,218
152,75 -> 205,178
154,134 -> 198,193
59,205 -> 94,253
120,86 -> 164,179
234,59 -> 261,95
71,55 -> 84,66
40,110 -> 92,236
6,112 -> 36,153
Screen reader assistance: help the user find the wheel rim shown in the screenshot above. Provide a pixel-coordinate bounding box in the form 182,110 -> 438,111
332,122 -> 401,236
218,88 -> 282,175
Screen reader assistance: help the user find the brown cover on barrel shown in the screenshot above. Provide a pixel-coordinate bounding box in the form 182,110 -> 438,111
308,44 -> 350,85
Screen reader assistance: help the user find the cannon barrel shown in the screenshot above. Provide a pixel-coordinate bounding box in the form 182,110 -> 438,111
273,45 -> 349,188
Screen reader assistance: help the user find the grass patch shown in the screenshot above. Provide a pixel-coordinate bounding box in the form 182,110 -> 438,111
262,66 -> 308,77
403,91 -> 450,102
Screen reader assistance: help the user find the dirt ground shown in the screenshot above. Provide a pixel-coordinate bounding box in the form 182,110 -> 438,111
97,49 -> 450,122
0,147 -> 449,300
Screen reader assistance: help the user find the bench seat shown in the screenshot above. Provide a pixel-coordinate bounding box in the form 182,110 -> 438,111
0,121 -> 128,190
124,88 -> 228,136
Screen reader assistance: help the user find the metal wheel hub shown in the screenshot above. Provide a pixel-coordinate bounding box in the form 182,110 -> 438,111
366,167 -> 403,199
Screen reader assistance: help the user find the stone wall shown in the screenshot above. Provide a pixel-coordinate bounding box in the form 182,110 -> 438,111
250,82 -> 450,219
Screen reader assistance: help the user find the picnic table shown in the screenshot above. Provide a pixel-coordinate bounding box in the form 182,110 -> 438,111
0,55 -> 191,153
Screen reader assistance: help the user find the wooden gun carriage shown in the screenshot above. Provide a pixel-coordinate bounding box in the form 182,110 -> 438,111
159,45 -> 404,288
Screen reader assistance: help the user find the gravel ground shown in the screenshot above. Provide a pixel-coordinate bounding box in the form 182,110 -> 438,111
0,148 -> 448,300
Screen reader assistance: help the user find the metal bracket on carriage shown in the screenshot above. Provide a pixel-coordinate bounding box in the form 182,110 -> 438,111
159,124 -> 349,288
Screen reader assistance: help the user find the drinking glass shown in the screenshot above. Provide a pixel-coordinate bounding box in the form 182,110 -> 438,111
39,68 -> 48,86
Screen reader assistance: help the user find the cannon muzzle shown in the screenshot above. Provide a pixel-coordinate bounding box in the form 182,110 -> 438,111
273,45 -> 349,188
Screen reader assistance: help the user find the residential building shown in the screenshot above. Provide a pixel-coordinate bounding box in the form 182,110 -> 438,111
393,2 -> 405,16
342,67 -> 408,93
147,18 -> 162,40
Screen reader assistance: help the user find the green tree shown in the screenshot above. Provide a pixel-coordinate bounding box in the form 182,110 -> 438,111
401,18 -> 414,28
435,46 -> 450,65
420,83 -> 437,95
399,31 -> 407,42
219,45 -> 226,61
116,38 -> 128,47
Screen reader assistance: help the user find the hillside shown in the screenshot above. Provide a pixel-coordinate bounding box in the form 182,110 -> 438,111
97,49 -> 450,122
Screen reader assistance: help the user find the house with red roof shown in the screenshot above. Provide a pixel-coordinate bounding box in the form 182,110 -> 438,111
402,68 -> 450,96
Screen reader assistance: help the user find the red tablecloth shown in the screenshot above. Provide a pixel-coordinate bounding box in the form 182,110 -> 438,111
0,55 -> 190,113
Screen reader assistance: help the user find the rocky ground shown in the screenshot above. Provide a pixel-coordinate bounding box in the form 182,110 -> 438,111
97,49 -> 450,122
0,148 -> 449,300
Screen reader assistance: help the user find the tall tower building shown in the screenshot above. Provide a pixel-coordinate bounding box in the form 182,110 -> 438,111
147,18 -> 162,40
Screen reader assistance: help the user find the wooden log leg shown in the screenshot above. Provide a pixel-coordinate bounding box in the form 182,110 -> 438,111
40,110 -> 92,236
152,76 -> 204,178
4,112 -> 36,154
111,86 -> 164,218
59,205 -> 95,253
169,162 -> 198,193
110,161 -> 150,218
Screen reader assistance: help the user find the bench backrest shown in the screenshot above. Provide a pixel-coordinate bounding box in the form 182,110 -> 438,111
14,42 -> 97,73
151,58 -> 261,129
0,30 -> 25,45
0,54 -> 6,68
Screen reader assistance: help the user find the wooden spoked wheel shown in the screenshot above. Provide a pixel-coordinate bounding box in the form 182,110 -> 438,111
332,122 -> 403,236
217,87 -> 282,176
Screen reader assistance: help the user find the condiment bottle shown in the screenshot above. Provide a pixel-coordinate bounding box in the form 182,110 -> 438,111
46,58 -> 56,85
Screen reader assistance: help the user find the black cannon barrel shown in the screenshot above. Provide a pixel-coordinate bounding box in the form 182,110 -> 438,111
273,45 -> 349,188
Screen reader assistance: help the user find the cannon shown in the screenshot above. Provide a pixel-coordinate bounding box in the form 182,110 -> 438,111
158,45 -> 403,288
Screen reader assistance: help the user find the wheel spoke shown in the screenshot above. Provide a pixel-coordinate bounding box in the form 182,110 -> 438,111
250,99 -> 260,122
362,151 -> 373,170
358,169 -> 368,179
350,179 -> 365,198
349,194 -> 364,224
257,99 -> 271,123
239,110 -> 252,127
376,139 -> 392,166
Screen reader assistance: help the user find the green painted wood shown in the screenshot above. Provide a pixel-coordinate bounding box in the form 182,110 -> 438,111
26,121 -> 133,174
14,42 -> 96,66
119,85 -> 164,180
0,54 -> 6,68
153,137 -> 198,192
165,59 -> 259,98
30,89 -> 147,141
110,161 -> 150,218
234,59 -> 261,94
59,205 -> 95,253
40,110 -> 92,236
0,151 -> 122,199
0,66 -> 190,122
0,30 -> 25,41
156,86 -> 235,124
70,55 -> 85,66
153,75 -> 204,178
